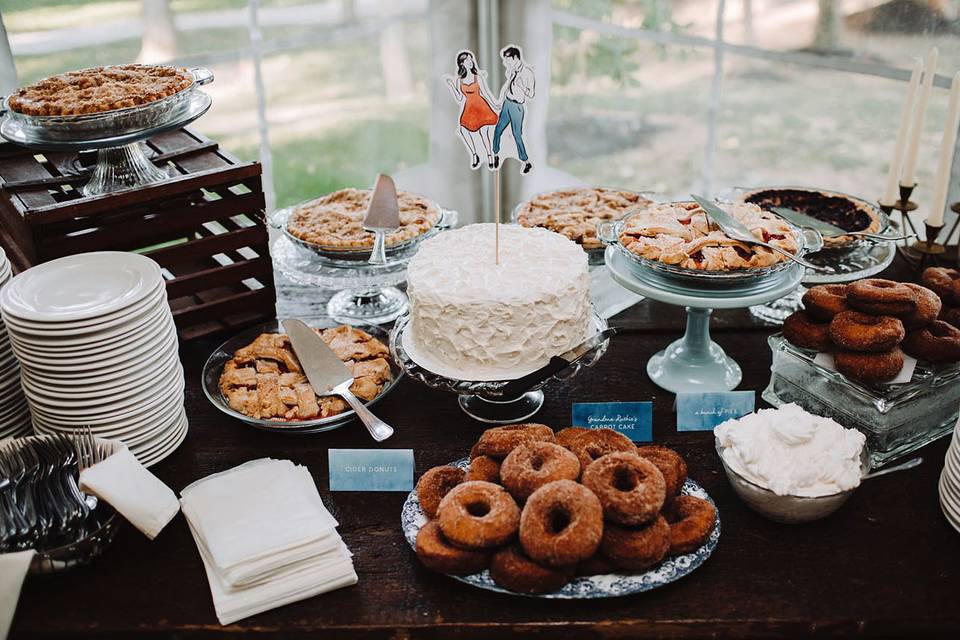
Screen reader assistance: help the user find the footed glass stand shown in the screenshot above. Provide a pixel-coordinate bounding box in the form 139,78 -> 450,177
605,246 -> 805,393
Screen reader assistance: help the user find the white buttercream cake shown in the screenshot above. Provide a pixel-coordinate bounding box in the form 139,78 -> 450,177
406,223 -> 592,380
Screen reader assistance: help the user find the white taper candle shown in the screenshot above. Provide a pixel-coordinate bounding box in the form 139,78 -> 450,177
902,47 -> 939,187
882,58 -> 923,205
928,71 -> 960,227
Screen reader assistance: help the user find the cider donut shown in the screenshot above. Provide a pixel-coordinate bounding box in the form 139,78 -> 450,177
662,495 -> 717,555
833,348 -> 904,384
901,320 -> 960,363
475,423 -> 555,457
501,442 -> 580,502
564,428 -> 636,473
489,545 -> 574,594
554,427 -> 590,450
635,445 -> 688,497
846,278 -> 917,317
783,311 -> 833,352
829,311 -> 905,353
575,553 -> 619,576
415,521 -> 490,576
416,465 -> 465,519
598,516 -> 670,571
581,452 -> 665,526
901,283 -> 942,329
466,455 -> 501,484
942,306 -> 960,329
519,479 -> 604,567
437,481 -> 520,550
922,266 -> 960,304
802,284 -> 849,321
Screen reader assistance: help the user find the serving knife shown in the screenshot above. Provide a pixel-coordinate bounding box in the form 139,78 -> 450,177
499,328 -> 618,398
363,174 -> 401,266
690,195 -> 825,271
770,206 -> 915,242
282,319 -> 394,442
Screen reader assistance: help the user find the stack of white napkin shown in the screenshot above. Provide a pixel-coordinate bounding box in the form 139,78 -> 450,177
180,459 -> 356,625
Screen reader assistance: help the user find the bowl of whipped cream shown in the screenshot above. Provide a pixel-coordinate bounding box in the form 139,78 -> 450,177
714,403 -> 869,523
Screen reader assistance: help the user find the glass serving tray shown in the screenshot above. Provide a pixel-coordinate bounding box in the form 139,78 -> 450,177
763,333 -> 960,466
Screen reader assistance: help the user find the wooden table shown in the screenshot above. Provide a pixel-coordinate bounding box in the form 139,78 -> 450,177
11,262 -> 960,639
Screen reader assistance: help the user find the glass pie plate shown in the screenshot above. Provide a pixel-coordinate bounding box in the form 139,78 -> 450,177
201,319 -> 402,434
597,205 -> 823,288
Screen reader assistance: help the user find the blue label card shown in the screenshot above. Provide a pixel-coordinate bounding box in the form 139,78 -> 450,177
571,402 -> 653,442
676,391 -> 755,432
328,449 -> 414,492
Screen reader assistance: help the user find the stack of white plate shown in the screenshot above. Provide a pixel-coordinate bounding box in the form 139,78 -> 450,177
939,412 -> 960,534
0,251 -> 187,466
0,248 -> 31,439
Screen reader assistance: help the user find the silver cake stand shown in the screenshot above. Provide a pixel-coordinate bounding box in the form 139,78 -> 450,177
0,67 -> 213,196
390,310 -> 610,423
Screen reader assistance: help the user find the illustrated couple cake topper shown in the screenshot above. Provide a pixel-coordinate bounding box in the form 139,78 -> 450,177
444,44 -> 535,174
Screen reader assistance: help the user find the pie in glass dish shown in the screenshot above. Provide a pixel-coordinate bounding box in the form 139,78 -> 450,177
516,187 -> 654,250
286,188 -> 441,251
7,64 -> 193,116
618,201 -> 798,271
218,325 -> 393,421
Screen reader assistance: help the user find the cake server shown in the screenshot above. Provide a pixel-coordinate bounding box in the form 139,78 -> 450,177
500,328 -> 618,398
363,174 -> 401,266
770,207 -> 915,242
690,195 -> 826,271
282,319 -> 394,442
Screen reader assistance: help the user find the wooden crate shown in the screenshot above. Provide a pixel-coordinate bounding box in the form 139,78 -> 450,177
0,127 -> 276,341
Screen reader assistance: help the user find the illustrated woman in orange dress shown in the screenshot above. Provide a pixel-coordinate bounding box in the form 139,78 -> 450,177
445,50 -> 499,170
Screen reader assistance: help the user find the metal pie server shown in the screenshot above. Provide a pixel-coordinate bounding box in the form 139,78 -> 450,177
770,206 -> 915,242
499,328 -> 618,398
282,319 -> 394,442
363,174 -> 401,265
691,195 -> 827,272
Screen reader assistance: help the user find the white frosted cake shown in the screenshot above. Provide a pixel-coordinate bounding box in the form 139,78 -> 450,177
406,223 -> 592,380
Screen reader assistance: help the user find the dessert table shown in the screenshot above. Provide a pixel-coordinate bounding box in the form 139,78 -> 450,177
9,259 -> 960,639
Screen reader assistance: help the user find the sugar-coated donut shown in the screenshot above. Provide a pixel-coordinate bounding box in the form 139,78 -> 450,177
599,516 -> 671,571
829,311 -> 904,353
802,284 -> 849,321
902,320 -> 960,363
581,452 -> 665,525
833,348 -> 904,384
662,495 -> 716,555
922,266 -> 960,305
575,553 -> 619,576
415,520 -> 490,576
416,465 -> 465,519
635,446 -> 688,497
519,479 -> 604,567
783,311 -> 833,352
501,442 -> 580,502
437,481 -> 520,550
846,278 -> 917,317
901,283 -> 942,329
466,455 -> 501,483
554,427 -> 591,450
489,545 -> 574,594
563,428 -> 636,474
475,423 -> 555,457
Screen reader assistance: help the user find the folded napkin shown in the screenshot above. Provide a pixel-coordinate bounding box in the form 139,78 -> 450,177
181,458 -> 357,625
0,550 -> 34,640
79,446 -> 180,540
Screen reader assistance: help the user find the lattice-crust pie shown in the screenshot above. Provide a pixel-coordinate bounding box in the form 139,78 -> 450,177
619,201 -> 798,271
516,187 -> 654,250
219,325 -> 393,421
286,188 -> 441,250
8,64 -> 193,116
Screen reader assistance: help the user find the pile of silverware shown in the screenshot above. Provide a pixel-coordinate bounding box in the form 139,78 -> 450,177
0,432 -> 113,553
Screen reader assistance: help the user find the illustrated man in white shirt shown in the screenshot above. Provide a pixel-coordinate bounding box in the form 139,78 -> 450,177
492,45 -> 535,174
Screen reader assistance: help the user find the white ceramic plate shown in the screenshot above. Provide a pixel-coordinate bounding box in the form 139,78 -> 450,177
27,370 -> 184,420
24,359 -> 182,411
31,383 -> 184,429
7,311 -> 171,357
22,350 -> 180,401
0,252 -> 161,322
5,294 -> 167,346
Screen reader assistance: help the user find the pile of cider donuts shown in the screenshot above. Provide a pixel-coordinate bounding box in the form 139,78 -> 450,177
413,424 -> 717,594
782,275 -> 960,384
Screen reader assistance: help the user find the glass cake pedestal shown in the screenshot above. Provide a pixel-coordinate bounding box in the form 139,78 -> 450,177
605,246 -> 805,393
390,311 -> 610,424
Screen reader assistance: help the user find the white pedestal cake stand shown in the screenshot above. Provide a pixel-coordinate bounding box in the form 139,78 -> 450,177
605,246 -> 805,393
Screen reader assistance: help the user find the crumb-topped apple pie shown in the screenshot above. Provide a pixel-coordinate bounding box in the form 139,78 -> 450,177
7,64 -> 193,116
516,187 -> 653,250
286,188 -> 441,250
619,201 -> 798,271
219,325 -> 393,421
